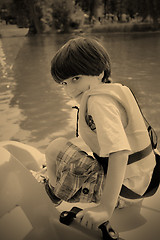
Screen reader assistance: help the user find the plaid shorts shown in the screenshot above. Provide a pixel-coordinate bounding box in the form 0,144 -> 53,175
52,141 -> 105,203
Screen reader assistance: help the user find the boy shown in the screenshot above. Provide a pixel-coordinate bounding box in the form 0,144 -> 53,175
46,37 -> 156,230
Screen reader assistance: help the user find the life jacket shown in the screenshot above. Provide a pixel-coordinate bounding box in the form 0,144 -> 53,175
79,83 -> 158,198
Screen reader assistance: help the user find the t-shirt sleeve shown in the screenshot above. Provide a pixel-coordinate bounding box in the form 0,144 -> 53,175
88,94 -> 131,157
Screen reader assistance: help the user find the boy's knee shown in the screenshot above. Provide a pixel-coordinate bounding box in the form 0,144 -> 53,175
45,137 -> 68,160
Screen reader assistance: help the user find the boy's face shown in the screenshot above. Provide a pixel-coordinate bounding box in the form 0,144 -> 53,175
60,73 -> 103,102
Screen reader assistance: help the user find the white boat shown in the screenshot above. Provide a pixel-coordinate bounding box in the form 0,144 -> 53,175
0,141 -> 160,240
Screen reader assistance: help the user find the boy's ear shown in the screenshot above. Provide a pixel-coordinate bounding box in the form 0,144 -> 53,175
98,71 -> 104,81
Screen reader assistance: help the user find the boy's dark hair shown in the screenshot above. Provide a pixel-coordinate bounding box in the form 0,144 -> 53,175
51,37 -> 111,83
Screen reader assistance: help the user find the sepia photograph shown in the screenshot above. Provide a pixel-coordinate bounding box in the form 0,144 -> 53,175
0,1 -> 160,240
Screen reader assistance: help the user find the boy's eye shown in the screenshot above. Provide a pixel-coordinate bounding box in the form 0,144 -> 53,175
72,76 -> 80,82
61,81 -> 67,85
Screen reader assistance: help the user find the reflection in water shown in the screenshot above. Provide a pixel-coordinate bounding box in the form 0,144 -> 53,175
0,38 -> 22,141
0,40 -> 7,77
0,32 -> 160,151
9,36 -> 77,150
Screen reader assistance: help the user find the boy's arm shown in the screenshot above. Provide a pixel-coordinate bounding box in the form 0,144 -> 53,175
100,150 -> 128,214
76,150 -> 128,230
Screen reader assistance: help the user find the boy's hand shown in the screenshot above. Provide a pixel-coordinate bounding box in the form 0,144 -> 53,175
76,204 -> 110,230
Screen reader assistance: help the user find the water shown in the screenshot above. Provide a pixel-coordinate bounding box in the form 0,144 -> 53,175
0,27 -> 160,152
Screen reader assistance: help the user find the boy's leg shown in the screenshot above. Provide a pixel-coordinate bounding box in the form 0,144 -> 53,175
45,137 -> 68,187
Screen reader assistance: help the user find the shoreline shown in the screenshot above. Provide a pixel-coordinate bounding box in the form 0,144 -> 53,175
0,22 -> 160,38
0,24 -> 28,38
89,22 -> 160,33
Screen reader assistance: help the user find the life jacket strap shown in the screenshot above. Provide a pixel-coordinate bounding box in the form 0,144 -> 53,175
94,144 -> 160,199
94,143 -> 153,170
120,151 -> 160,199
128,144 -> 153,165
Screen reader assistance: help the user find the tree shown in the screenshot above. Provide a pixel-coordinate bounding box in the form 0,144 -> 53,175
3,0 -> 160,32
88,0 -> 96,22
51,0 -> 75,32
75,0 -> 90,12
11,0 -> 54,34
136,0 -> 160,28
148,0 -> 160,28
101,0 -> 160,25
76,0 -> 102,23
12,0 -> 44,34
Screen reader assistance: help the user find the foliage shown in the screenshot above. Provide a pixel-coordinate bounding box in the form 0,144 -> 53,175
11,0 -> 30,28
102,0 -> 159,20
70,4 -> 86,29
11,0 -> 54,34
0,0 -> 17,23
76,0 -> 102,22
51,0 -> 76,32
76,0 -> 160,27
75,0 -> 90,13
1,0 -> 160,33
